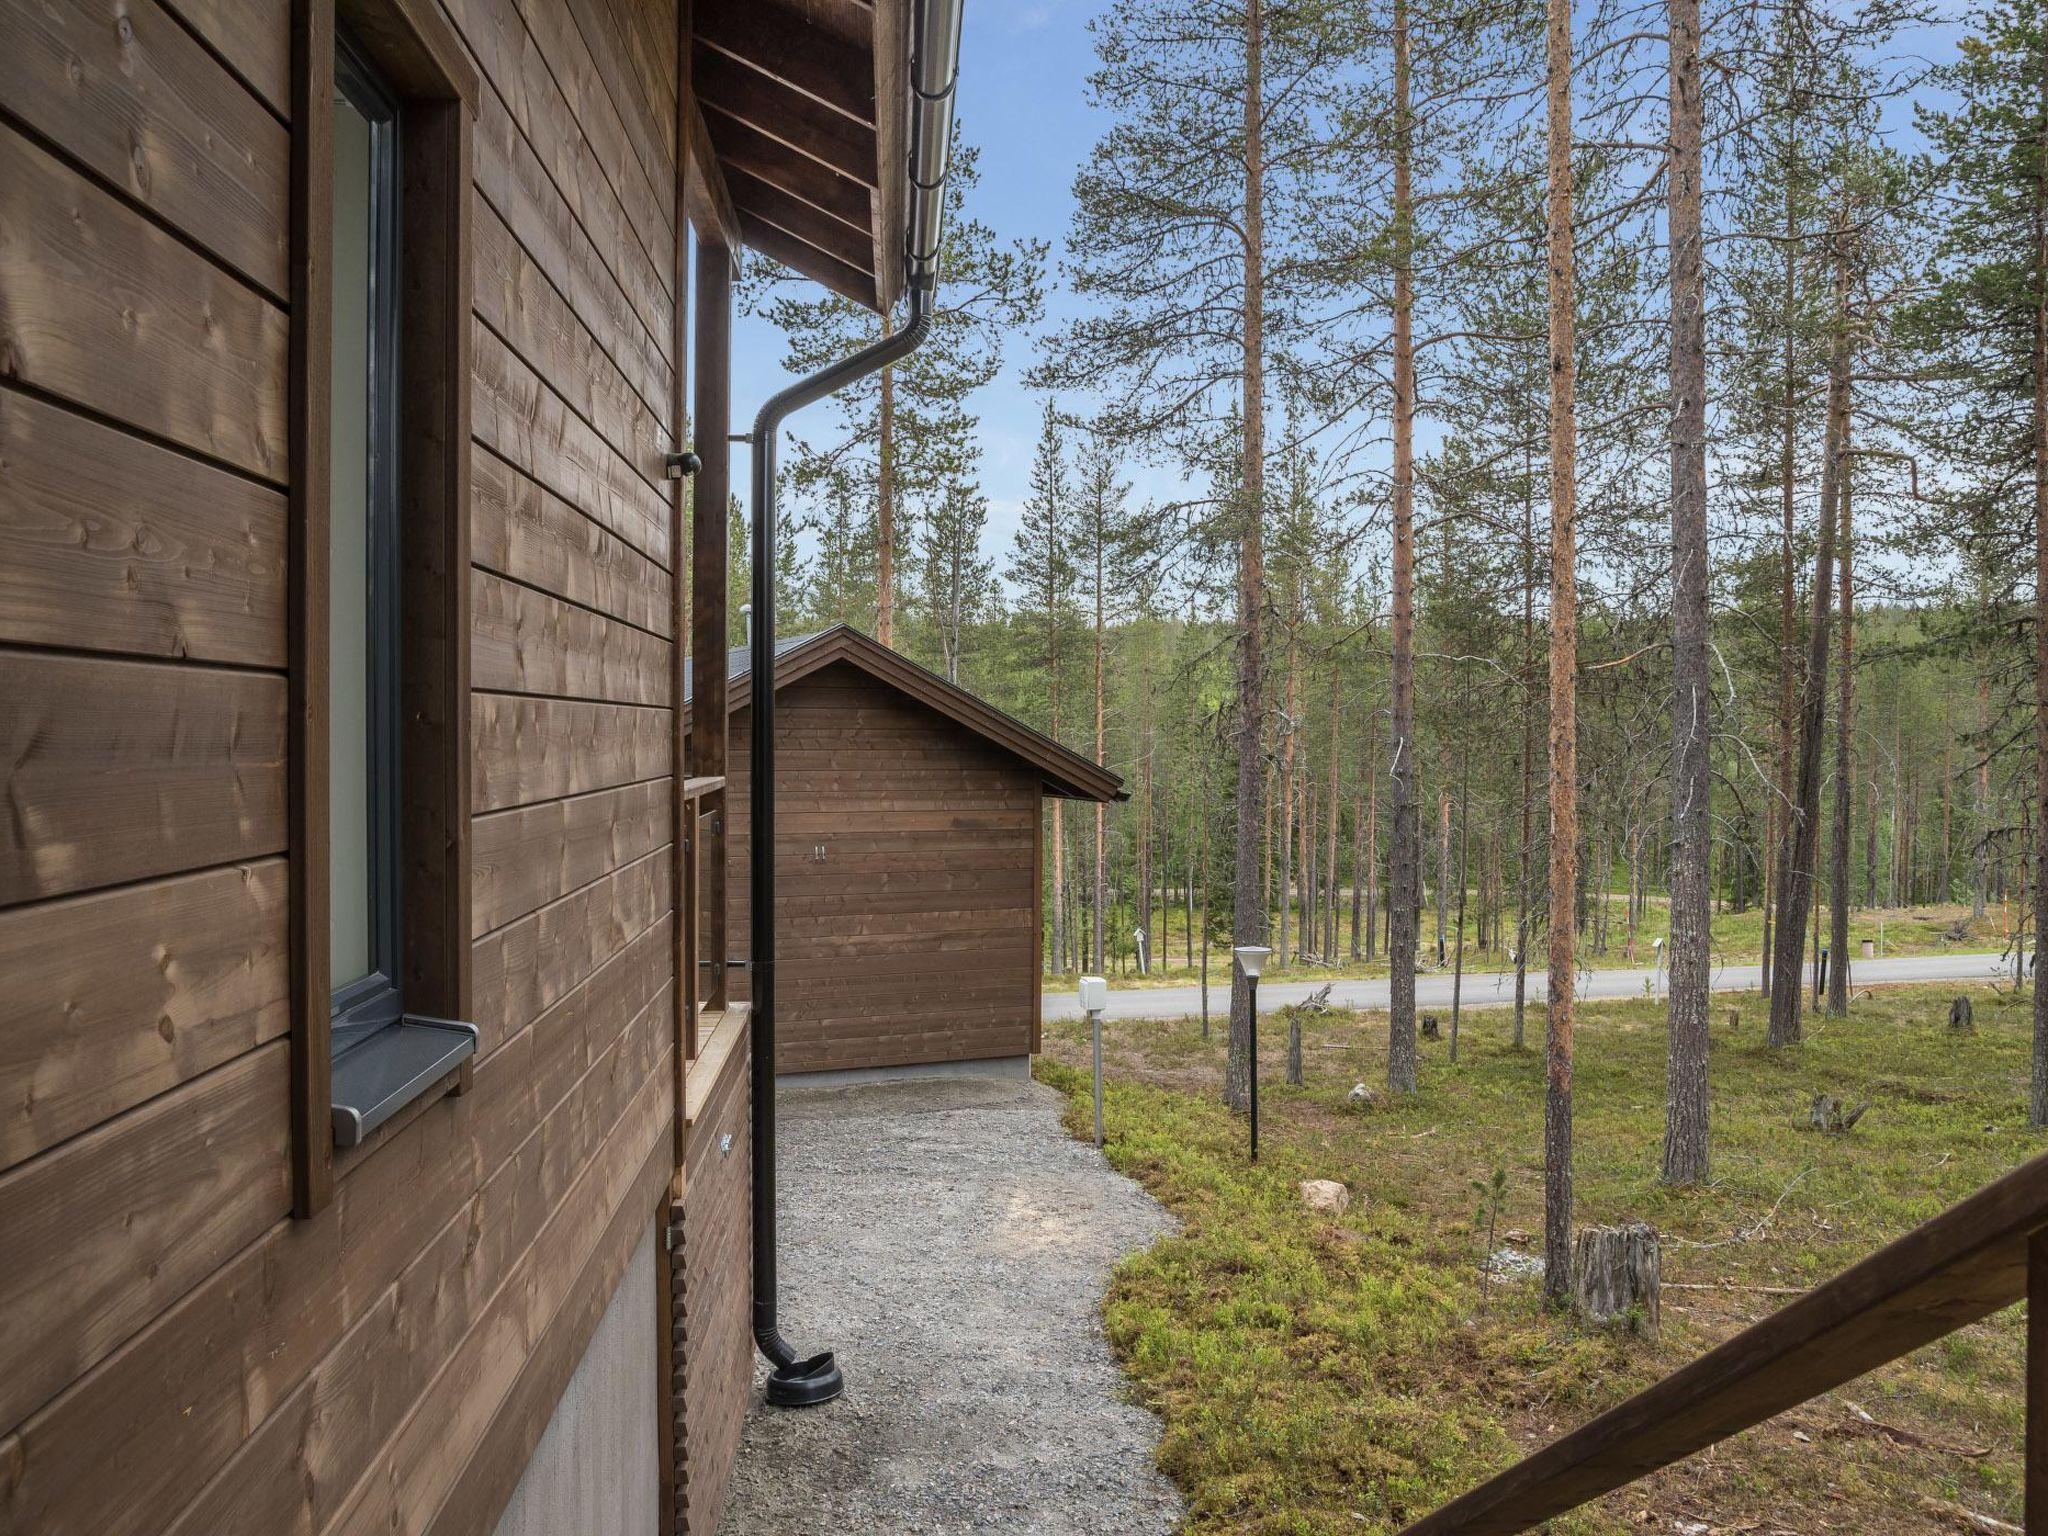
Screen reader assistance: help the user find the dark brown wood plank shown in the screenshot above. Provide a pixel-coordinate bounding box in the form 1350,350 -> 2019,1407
473,82 -> 672,411
0,124 -> 289,482
472,318 -> 670,569
397,81 -> 473,1030
0,860 -> 288,1173
0,388 -> 286,664
418,1088 -> 673,1536
504,0 -> 674,277
471,447 -> 671,632
437,0 -> 672,326
472,844 -> 669,1054
0,947 -> 664,1536
695,0 -> 873,125
471,779 -> 670,937
0,1040 -> 292,1437
471,568 -> 673,706
1400,1147 -> 2048,1536
698,109 -> 871,230
690,238 -> 732,1012
157,0 -> 288,114
149,973 -> 672,1536
472,694 -> 671,812
737,208 -> 875,308
0,650 -> 288,905
0,0 -> 290,294
473,192 -> 672,483
319,1042 -> 674,1536
285,0 -> 334,1219
728,165 -> 872,271
696,42 -> 875,187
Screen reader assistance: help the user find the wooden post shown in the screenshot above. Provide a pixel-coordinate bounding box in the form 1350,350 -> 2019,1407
692,236 -> 732,1013
2029,1229 -> 2047,1530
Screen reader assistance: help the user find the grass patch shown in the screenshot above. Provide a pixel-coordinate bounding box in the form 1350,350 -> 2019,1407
1040,983 -> 2038,1533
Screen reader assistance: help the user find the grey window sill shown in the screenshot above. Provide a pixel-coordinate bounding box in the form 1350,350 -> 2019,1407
331,1015 -> 478,1148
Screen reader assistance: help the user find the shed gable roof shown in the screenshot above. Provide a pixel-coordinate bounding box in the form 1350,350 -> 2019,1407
685,626 -> 1126,802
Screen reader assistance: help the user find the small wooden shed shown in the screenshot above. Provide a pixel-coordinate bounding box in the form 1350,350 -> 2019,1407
687,626 -> 1123,1077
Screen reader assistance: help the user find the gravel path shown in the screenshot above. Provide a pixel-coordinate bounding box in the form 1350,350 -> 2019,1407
720,1075 -> 1183,1536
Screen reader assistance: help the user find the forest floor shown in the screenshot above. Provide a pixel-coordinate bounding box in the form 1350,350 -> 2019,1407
1038,980 -> 2036,1534
1054,900 -> 2021,990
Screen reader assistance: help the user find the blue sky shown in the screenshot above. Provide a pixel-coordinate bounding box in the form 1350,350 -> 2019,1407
724,3 -> 1967,582
731,0 -> 1134,560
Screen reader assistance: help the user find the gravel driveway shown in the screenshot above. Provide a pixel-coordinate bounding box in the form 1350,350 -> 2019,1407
720,1074 -> 1183,1536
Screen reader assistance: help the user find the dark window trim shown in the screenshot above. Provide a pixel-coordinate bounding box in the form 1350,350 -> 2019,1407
289,0 -> 478,1217
332,30 -> 406,1057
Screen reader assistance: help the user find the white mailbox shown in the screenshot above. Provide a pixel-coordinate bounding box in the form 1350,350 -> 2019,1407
1077,975 -> 1108,1014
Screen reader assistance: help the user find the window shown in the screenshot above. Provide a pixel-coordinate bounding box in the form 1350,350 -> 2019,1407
329,32 -> 403,1049
291,2 -> 479,1209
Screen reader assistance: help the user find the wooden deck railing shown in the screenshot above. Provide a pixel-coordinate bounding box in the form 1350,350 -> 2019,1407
1399,1148 -> 2048,1535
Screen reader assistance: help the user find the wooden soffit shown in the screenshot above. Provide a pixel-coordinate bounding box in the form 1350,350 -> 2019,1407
689,0 -> 908,312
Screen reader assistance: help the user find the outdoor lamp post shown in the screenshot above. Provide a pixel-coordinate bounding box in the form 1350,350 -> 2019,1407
1079,976 -> 1108,1147
1234,945 -> 1271,1162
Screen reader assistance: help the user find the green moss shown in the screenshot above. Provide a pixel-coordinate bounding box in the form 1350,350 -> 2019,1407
1040,983 -> 2037,1533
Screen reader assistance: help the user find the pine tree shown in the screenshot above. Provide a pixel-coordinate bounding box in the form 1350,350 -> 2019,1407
747,131 -> 1043,645
1008,404 -> 1080,976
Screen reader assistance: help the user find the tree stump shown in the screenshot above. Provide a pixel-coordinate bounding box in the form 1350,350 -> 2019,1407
1807,1093 -> 1870,1133
1420,1014 -> 1441,1041
1949,995 -> 1975,1034
1571,1222 -> 1660,1336
1726,1007 -> 1741,1032
1287,1014 -> 1304,1087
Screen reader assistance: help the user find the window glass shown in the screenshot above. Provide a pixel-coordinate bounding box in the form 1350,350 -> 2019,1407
330,87 -> 375,993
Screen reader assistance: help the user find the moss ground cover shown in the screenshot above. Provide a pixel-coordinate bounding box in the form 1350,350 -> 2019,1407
1040,982 -> 2039,1533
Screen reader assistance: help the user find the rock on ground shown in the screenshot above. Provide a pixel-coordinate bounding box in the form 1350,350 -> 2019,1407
720,1074 -> 1183,1536
1299,1178 -> 1350,1215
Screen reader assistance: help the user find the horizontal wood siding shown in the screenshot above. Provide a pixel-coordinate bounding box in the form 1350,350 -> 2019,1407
726,661 -> 1044,1074
0,0 -> 695,1533
675,1028 -> 751,1534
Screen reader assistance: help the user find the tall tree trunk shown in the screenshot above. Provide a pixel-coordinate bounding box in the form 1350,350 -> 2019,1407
1226,0 -> 1268,1113
2031,51 -> 2048,1125
1977,673 -> 1992,919
876,313 -> 896,646
1542,0 -> 1580,1309
1437,779 -> 1452,964
1768,242 -> 1851,1047
1387,0 -> 1421,1094
1280,627 -> 1298,966
1767,88 -> 1802,1001
1451,749 -> 1471,1061
1828,409 -> 1855,1015
1662,0 -> 1711,1184
1328,660 -> 1343,963
1365,707 -> 1381,960
1093,508 -> 1107,974
1517,430 -> 1535,1049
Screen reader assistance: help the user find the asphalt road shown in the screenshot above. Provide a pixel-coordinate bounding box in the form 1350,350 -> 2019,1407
1041,950 -> 2016,1022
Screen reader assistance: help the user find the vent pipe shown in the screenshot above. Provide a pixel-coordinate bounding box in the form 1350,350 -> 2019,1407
746,0 -> 962,1410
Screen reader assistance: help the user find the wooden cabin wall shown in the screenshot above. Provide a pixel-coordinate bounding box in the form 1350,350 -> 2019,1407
0,0 -> 697,1528
725,661 -> 1044,1075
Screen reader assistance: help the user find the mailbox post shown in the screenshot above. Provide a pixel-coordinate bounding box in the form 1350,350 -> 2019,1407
1079,975 -> 1108,1148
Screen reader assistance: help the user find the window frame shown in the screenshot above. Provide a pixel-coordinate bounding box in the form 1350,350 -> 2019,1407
289,0 -> 478,1218
329,28 -> 406,1055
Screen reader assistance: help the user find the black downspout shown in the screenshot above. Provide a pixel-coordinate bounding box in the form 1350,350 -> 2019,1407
748,283 -> 934,1408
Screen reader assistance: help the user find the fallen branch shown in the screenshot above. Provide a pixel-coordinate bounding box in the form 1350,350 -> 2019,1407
1840,1401 -> 1990,1459
1664,1281 -> 1806,1296
1915,1495 -> 2020,1535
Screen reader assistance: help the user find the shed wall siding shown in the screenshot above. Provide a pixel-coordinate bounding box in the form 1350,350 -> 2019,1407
0,0 -> 700,1531
726,661 -> 1044,1074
